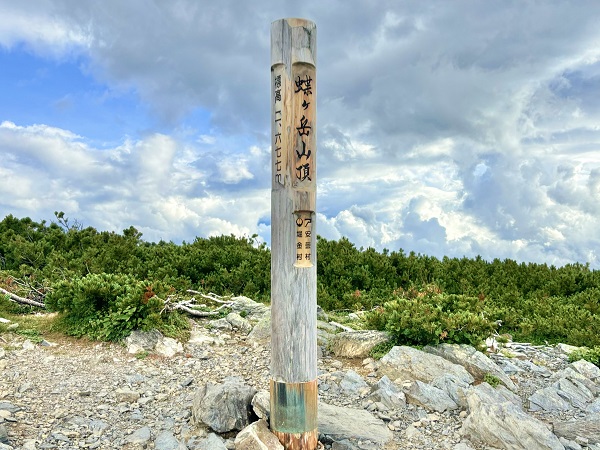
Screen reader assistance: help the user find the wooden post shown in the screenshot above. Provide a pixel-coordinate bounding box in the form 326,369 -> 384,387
270,18 -> 318,450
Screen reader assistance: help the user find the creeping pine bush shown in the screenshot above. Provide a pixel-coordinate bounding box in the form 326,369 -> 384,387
569,346 -> 600,368
365,293 -> 498,347
45,273 -> 174,341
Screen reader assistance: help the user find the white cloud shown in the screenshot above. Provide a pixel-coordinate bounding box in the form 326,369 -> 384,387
2,1 -> 600,268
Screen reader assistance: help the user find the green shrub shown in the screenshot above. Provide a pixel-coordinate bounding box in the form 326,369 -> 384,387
568,346 -> 600,368
365,293 -> 498,347
369,341 -> 396,360
483,373 -> 501,387
45,273 -> 178,341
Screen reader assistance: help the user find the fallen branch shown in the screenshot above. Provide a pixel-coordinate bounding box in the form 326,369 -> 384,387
329,321 -> 355,332
186,290 -> 233,304
161,294 -> 233,317
171,303 -> 222,317
0,287 -> 45,308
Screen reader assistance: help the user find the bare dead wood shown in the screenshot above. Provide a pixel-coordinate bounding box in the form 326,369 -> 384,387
186,290 -> 233,304
160,294 -> 233,317
329,321 -> 355,332
0,287 -> 45,308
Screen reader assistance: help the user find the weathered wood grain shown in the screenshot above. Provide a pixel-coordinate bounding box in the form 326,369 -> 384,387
270,18 -> 318,449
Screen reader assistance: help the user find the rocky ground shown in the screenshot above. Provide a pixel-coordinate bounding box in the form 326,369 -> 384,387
1,298 -> 599,450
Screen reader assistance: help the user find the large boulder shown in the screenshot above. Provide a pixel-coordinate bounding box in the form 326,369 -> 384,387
329,331 -> 390,359
368,375 -> 406,410
461,384 -> 564,450
192,377 -> 257,433
124,329 -> 164,353
318,402 -> 393,446
552,413 -> 600,444
405,380 -> 458,412
379,346 -> 474,385
229,296 -> 270,320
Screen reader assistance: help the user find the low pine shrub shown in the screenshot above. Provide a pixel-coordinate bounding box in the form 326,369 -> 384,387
568,346 -> 600,368
45,273 -> 182,341
364,293 -> 498,347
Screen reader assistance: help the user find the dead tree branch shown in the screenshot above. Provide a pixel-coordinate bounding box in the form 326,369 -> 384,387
160,294 -> 233,317
0,287 -> 45,308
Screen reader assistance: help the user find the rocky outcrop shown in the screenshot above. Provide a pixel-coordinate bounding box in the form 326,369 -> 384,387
424,343 -> 517,391
379,345 -> 475,384
461,384 -> 565,449
329,330 -> 390,359
3,307 -> 600,450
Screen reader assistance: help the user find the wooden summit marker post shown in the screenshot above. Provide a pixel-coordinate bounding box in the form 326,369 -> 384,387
270,18 -> 318,450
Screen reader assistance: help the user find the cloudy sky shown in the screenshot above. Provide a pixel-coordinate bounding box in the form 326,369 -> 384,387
1,1 -> 600,268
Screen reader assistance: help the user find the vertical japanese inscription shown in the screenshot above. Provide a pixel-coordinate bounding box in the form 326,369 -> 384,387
272,66 -> 285,186
293,66 -> 316,190
294,211 -> 313,267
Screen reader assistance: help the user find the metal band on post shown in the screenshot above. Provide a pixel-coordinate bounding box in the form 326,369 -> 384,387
270,18 -> 318,450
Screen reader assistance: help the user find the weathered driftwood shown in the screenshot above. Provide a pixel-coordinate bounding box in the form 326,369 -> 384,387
161,295 -> 232,317
329,321 -> 355,332
186,290 -> 233,304
0,287 -> 45,308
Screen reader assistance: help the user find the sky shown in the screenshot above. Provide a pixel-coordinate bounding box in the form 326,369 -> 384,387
1,1 -> 600,269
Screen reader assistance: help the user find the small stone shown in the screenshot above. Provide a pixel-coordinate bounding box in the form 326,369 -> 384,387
22,340 -> 35,350
126,426 -> 152,444
116,388 -> 141,403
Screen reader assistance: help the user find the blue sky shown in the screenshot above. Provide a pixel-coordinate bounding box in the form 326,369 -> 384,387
1,1 -> 600,268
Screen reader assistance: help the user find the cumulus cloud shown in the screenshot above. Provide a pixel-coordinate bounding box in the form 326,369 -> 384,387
1,1 -> 600,267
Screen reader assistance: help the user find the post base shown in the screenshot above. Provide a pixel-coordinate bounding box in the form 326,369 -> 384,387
272,429 -> 318,450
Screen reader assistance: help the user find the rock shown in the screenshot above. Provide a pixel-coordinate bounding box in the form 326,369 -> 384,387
192,377 -> 257,433
318,402 -> 393,446
405,380 -> 459,412
154,430 -> 180,450
116,388 -> 141,403
454,443 -> 476,450
229,296 -> 270,320
368,376 -> 406,410
529,375 -> 595,412
339,370 -> 368,395
379,346 -> 474,385
0,424 -> 8,445
210,318 -> 233,331
125,329 -> 164,353
529,385 -> 572,412
553,413 -> 600,444
126,426 -> 152,444
329,331 -> 390,359
424,343 -> 517,391
317,305 -> 329,321
0,403 -> 20,414
155,337 -> 183,358
234,419 -> 283,449
587,398 -> 600,413
0,348 -> 5,359
570,359 -> 600,382
553,367 -> 599,396
226,312 -> 252,334
461,385 -> 564,449
331,440 -> 360,450
251,390 -> 270,421
556,344 -> 581,356
495,357 -> 524,375
22,339 -> 35,351
188,329 -> 221,346
431,374 -> 470,407
247,315 -> 271,343
189,433 -> 228,450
